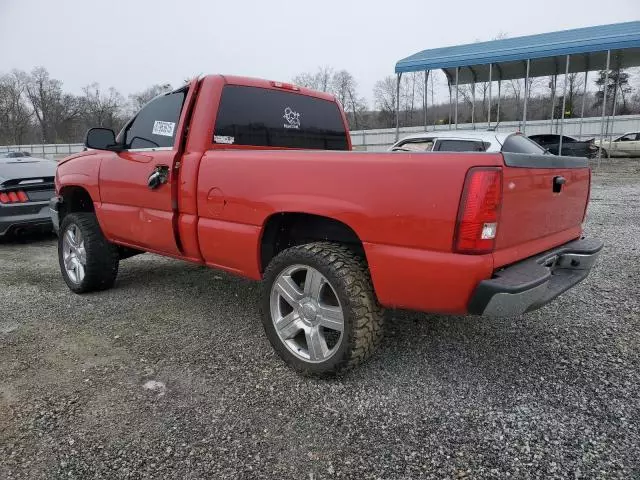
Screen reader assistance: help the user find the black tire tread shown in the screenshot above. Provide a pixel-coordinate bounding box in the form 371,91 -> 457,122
262,241 -> 384,376
58,213 -> 119,293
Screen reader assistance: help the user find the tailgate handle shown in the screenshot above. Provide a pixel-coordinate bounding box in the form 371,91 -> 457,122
553,176 -> 566,193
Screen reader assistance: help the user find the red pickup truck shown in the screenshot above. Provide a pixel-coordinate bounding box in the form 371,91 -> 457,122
50,75 -> 602,375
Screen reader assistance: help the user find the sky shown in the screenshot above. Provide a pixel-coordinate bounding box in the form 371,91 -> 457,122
1,0 -> 638,106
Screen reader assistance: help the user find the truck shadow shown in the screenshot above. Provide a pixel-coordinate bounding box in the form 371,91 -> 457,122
111,257 -> 577,391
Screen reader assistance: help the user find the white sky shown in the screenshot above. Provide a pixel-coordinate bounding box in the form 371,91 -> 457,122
1,0 -> 638,105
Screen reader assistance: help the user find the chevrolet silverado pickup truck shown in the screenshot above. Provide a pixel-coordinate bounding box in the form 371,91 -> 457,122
50,75 -> 603,375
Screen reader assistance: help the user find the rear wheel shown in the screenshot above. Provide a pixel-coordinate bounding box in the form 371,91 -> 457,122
58,213 -> 119,293
261,242 -> 384,376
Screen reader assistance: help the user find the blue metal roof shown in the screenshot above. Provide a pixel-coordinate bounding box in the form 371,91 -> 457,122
395,21 -> 640,83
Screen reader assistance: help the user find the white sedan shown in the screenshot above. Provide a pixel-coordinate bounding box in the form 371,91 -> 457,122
594,132 -> 640,157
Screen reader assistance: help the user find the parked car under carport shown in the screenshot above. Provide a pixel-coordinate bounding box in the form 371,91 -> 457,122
528,134 -> 599,158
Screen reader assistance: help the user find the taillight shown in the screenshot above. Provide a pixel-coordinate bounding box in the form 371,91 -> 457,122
454,167 -> 503,254
0,190 -> 29,204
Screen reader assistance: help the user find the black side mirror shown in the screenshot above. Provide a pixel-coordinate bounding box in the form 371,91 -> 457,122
85,128 -> 122,151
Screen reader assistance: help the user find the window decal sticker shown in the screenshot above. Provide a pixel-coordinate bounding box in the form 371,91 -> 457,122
152,120 -> 176,137
283,107 -> 301,129
214,135 -> 235,144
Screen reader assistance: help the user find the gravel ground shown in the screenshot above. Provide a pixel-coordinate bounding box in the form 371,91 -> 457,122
1,159 -> 639,479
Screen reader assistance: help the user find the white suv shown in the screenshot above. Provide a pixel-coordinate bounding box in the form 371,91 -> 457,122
389,130 -> 547,154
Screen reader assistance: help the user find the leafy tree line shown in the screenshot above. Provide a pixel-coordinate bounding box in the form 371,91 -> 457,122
1,66 -> 639,145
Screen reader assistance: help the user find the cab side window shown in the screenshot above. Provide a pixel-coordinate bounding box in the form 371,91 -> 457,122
121,90 -> 187,149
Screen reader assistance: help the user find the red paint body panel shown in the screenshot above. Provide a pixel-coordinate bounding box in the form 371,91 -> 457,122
364,243 -> 493,313
55,74 -> 592,316
494,166 -> 591,268
198,218 -> 262,278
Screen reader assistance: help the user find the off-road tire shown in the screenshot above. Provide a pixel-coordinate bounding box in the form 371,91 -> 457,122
261,242 -> 384,376
58,213 -> 119,293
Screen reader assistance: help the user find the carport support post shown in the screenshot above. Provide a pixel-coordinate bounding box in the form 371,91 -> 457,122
424,70 -> 429,131
550,75 -> 557,133
497,80 -> 501,124
558,55 -> 571,156
522,59 -> 530,133
488,64 -> 493,128
578,70 -> 589,139
471,82 -> 476,129
608,66 -> 620,151
597,50 -> 611,167
395,72 -> 402,142
454,67 -> 459,130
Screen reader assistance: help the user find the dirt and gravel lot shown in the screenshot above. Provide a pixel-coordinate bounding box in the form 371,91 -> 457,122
1,159 -> 639,479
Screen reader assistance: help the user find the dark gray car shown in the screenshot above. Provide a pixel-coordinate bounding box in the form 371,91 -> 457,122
0,152 -> 56,236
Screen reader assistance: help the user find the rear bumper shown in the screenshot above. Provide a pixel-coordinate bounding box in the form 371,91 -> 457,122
468,237 -> 603,316
0,201 -> 53,236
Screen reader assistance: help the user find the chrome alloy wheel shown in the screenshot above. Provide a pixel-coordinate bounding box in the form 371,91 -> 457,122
270,265 -> 345,363
62,223 -> 87,284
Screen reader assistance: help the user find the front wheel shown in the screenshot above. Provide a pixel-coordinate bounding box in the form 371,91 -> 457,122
261,242 -> 384,376
58,213 -> 119,293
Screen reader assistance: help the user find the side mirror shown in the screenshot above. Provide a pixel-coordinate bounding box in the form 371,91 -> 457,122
85,128 -> 122,151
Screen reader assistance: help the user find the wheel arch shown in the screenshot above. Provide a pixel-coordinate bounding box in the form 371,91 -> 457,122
58,185 -> 96,223
259,212 -> 366,273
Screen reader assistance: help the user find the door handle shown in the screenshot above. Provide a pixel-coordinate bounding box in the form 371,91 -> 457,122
553,175 -> 566,193
148,165 -> 169,190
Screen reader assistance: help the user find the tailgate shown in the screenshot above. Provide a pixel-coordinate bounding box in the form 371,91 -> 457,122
494,153 -> 590,268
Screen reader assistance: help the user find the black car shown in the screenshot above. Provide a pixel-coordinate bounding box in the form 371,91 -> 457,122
0,152 -> 56,236
528,134 -> 599,158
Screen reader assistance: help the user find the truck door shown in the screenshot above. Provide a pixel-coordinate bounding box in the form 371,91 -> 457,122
98,87 -> 190,254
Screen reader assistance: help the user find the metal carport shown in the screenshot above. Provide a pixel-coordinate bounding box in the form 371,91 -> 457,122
394,21 -> 640,159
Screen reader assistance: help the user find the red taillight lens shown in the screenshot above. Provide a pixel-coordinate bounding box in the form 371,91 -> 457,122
454,167 -> 503,254
0,190 -> 29,203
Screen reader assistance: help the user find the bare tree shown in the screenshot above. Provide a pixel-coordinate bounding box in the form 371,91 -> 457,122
128,83 -> 172,114
80,83 -> 126,130
293,66 -> 333,92
0,71 -> 33,145
331,70 -> 366,129
373,76 -> 397,127
24,67 -> 81,143
507,77 -> 541,120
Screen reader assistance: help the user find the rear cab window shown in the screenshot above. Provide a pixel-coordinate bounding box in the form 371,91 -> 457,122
213,85 -> 349,150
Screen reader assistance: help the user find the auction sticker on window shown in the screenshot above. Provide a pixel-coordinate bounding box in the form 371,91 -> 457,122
152,121 -> 175,137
